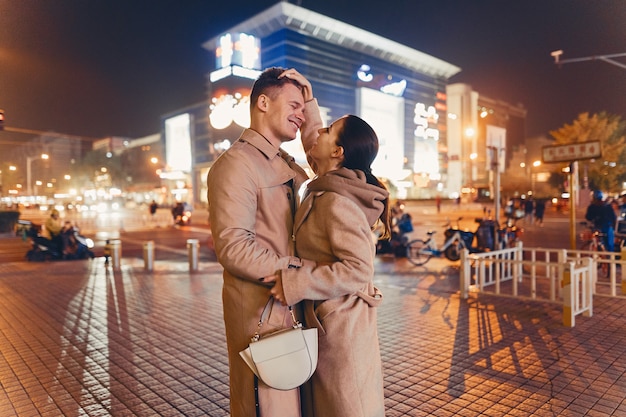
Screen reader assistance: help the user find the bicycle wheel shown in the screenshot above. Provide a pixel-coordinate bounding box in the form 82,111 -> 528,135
596,240 -> 609,277
406,239 -> 431,266
444,241 -> 464,261
584,238 -> 609,277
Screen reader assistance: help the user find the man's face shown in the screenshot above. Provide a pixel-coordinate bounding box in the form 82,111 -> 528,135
263,83 -> 305,143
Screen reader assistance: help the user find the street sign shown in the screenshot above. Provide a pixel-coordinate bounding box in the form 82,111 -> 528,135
541,141 -> 602,249
542,141 -> 601,163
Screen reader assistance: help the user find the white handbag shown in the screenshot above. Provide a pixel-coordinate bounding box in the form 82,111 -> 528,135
240,297 -> 318,391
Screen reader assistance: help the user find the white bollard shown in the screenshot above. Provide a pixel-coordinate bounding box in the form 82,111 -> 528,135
143,241 -> 155,271
110,240 -> 122,270
187,239 -> 199,271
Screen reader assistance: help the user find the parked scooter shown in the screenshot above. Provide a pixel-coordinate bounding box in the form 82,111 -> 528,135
25,221 -> 95,261
376,201 -> 413,257
172,202 -> 192,226
498,217 -> 524,249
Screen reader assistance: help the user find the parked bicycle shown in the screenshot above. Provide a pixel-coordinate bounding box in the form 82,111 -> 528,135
579,221 -> 609,276
578,221 -> 606,251
406,217 -> 499,266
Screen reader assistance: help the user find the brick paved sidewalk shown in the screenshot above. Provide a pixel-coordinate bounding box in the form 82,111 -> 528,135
0,257 -> 625,416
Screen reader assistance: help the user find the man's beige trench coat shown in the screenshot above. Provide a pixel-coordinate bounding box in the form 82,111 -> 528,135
207,101 -> 320,417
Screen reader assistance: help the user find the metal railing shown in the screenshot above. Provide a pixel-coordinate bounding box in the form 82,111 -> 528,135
459,242 -> 598,327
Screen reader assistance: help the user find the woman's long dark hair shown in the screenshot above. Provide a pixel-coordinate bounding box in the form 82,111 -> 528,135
336,115 -> 392,239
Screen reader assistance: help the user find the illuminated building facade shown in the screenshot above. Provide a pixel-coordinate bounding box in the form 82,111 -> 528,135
446,83 -> 527,202
160,102 -> 210,205
161,3 -> 525,205
194,2 -> 460,203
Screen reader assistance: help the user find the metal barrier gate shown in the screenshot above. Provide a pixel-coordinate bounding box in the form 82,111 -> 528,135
459,242 -> 597,327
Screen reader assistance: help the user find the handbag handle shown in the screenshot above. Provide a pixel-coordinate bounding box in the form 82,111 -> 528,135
251,297 -> 301,342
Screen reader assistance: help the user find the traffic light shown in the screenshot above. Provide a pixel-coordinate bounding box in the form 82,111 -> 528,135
0,109 -> 4,130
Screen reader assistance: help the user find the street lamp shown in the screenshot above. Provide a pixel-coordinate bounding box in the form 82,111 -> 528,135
531,160 -> 541,196
465,127 -> 476,188
26,153 -> 49,197
0,165 -> 17,197
551,49 -> 626,70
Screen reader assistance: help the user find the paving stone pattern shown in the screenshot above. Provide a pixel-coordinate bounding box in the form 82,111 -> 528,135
0,257 -> 625,416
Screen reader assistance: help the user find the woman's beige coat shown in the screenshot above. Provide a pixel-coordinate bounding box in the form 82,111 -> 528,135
281,168 -> 388,417
207,101 -> 320,417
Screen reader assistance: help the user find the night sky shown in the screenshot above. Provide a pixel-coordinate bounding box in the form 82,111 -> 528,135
1,0 -> 624,142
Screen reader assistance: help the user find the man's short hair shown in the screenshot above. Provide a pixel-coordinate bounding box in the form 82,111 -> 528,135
250,67 -> 303,111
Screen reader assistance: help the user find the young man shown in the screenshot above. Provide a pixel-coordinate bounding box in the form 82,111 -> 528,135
207,68 -> 317,417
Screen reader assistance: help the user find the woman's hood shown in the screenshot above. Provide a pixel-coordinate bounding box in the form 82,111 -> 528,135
306,167 -> 388,226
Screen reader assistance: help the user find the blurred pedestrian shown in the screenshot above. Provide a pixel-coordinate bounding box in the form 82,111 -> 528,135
534,199 -> 546,226
149,200 -> 158,221
103,239 -> 111,265
436,195 -> 441,213
610,198 -> 620,219
619,193 -> 626,219
524,198 -> 534,225
40,209 -> 63,254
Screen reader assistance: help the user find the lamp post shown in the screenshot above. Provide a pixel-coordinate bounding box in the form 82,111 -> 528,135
551,50 -> 626,70
26,153 -> 49,196
531,160 -> 541,196
465,127 -> 476,189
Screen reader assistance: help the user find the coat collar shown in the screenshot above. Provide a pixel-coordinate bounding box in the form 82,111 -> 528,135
237,128 -> 312,197
239,128 -> 282,160
293,191 -> 322,235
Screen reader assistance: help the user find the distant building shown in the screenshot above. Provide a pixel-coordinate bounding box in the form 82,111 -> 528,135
4,132 -> 86,200
159,101 -> 210,206
446,83 -> 527,201
191,1 -> 460,204
92,136 -> 131,155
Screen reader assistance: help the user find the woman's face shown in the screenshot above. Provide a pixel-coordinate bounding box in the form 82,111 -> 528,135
308,118 -> 345,167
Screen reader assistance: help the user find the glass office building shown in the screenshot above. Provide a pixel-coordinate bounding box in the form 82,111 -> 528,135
163,2 -> 464,205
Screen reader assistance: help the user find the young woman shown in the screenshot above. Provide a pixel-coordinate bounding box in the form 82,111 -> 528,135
267,74 -> 391,416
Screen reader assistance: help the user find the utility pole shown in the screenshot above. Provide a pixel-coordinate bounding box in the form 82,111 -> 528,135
1,126 -> 97,142
551,50 -> 626,71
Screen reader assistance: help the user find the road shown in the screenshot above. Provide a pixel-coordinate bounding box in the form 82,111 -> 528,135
3,206 -> 214,264
1,200 -> 581,266
400,199 -> 577,251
